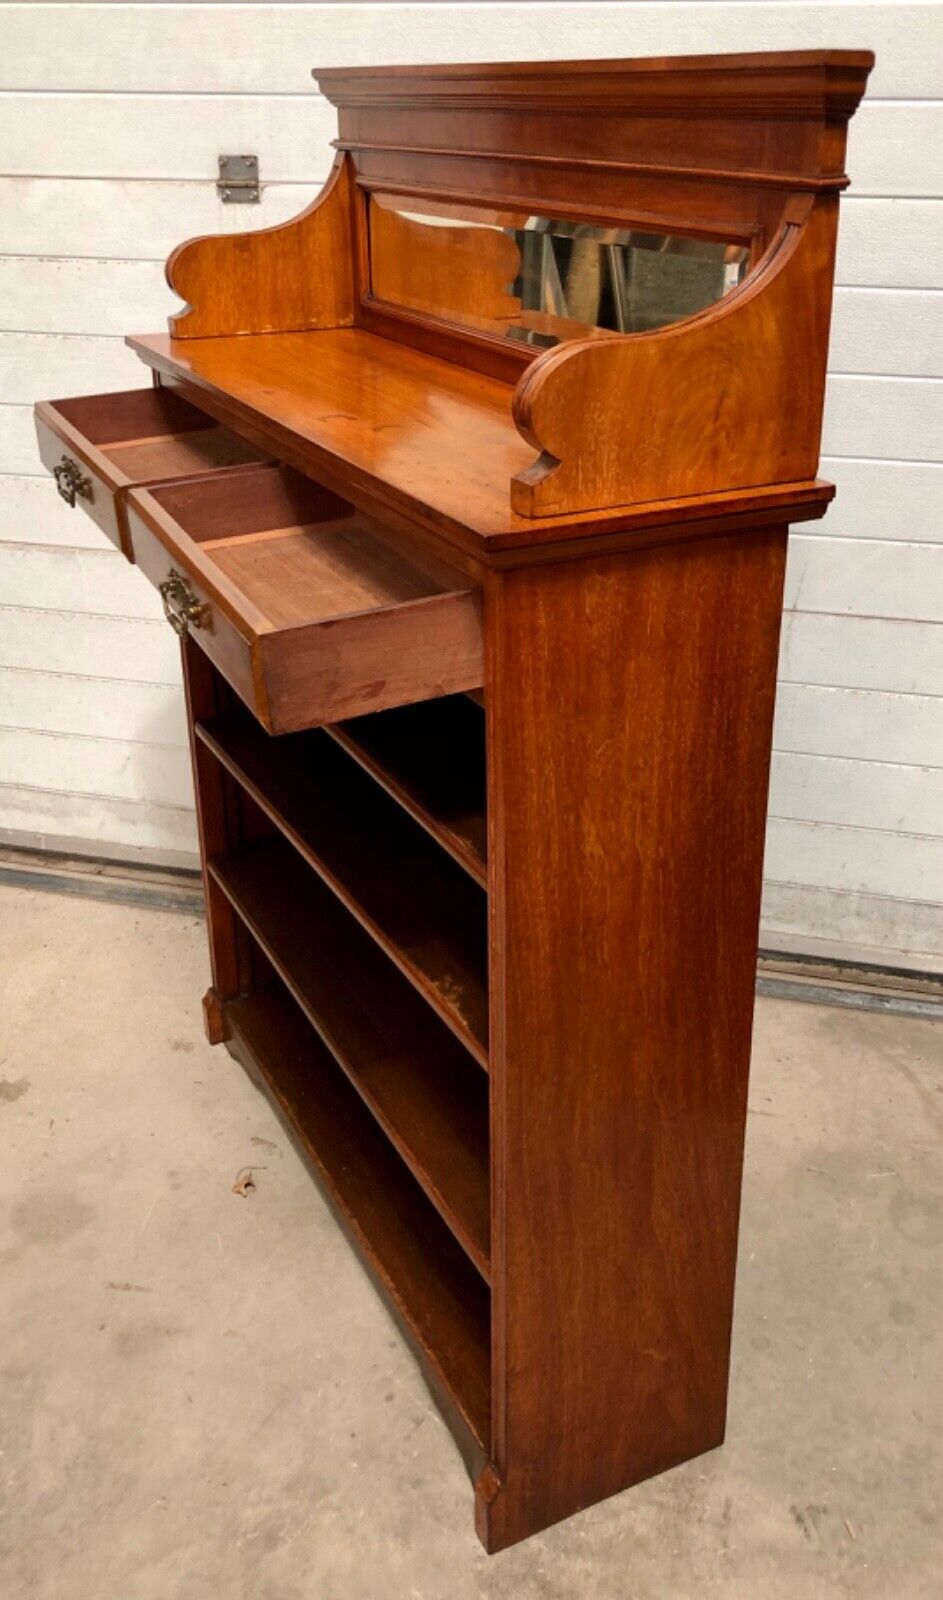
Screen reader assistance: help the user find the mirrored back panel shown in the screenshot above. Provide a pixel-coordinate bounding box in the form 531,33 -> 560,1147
367,193 -> 750,348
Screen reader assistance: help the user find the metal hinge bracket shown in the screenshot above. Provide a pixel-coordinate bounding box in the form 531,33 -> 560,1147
217,154 -> 260,204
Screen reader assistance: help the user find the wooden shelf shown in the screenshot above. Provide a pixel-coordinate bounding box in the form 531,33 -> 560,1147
128,328 -> 527,549
223,981 -> 491,1467
210,839 -> 491,1277
129,328 -> 838,555
326,697 -> 487,887
198,711 -> 489,1065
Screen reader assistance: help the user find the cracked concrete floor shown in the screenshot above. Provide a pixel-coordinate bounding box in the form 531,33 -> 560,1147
0,882 -> 940,1599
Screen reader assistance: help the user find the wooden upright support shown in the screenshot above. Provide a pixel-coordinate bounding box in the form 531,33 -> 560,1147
481,525 -> 794,1547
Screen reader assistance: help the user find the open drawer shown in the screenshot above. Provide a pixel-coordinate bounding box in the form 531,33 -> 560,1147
124,464 -> 484,733
34,387 -> 269,558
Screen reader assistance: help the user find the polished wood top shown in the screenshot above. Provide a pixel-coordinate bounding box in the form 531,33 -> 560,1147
129,328 -> 832,557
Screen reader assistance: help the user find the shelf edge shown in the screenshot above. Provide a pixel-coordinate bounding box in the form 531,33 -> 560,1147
223,994 -> 490,1477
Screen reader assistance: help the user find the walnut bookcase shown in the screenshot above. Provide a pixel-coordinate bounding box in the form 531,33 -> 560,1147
34,51 -> 873,1550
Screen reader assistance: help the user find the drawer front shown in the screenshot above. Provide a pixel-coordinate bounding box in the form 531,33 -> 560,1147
35,405 -> 125,551
127,503 -> 264,721
259,589 -> 484,733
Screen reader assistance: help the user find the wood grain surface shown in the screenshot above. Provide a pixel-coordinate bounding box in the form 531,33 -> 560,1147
166,154 -> 355,339
482,527 -> 789,1548
127,329 -> 834,556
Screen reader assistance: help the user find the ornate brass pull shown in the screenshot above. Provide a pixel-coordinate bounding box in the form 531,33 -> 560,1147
158,569 -> 211,637
53,455 -> 93,508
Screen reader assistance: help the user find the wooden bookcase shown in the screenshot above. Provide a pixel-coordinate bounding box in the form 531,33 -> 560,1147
34,51 -> 873,1550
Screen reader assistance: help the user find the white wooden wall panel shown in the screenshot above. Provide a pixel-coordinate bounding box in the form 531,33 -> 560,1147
774,684 -> 943,768
764,820 -> 942,905
0,178 -> 308,262
844,106 -> 943,198
0,407 -> 56,476
822,376 -> 943,461
784,536 -> 943,622
0,607 -> 180,684
804,460 -> 943,542
0,728 -> 193,808
0,3 -> 940,968
1,474 -> 106,549
829,289 -> 943,378
0,333 -> 151,401
7,260 -> 942,383
0,258 -> 181,336
778,614 -> 943,697
759,882 -> 943,972
0,668 -> 188,748
0,784 -> 198,865
3,5 -> 939,97
770,752 -> 943,837
0,95 -> 337,183
836,199 -> 943,288
1,545 -> 165,620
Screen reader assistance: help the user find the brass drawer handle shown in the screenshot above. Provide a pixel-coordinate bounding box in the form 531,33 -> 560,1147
159,569 -> 211,637
53,455 -> 93,508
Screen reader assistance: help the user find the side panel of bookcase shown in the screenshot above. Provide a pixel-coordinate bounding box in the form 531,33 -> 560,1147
181,636 -> 244,1040
480,527 -> 788,1551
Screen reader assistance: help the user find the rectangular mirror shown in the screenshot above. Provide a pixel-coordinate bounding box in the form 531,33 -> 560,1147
367,194 -> 750,348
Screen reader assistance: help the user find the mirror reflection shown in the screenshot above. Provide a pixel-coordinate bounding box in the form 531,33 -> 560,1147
368,195 -> 750,347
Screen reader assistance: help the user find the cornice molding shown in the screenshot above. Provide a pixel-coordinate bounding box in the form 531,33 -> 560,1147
315,50 -> 874,124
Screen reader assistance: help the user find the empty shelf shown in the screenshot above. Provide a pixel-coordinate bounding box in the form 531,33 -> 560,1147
211,840 -> 490,1277
224,982 -> 491,1465
326,697 -> 487,886
198,710 -> 489,1064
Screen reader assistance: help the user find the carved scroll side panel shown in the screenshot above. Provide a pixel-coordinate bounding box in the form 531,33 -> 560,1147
166,155 -> 356,339
510,197 -> 838,518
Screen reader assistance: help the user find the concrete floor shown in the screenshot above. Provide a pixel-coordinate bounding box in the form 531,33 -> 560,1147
0,882 -> 940,1600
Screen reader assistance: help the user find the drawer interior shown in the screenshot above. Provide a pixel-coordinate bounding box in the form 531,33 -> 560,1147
135,465 -> 469,629
126,463 -> 484,730
47,387 -> 265,481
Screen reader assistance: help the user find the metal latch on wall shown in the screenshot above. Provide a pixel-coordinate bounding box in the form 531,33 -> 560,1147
217,154 -> 260,204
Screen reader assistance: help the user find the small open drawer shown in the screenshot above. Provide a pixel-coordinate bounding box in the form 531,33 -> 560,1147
124,464 -> 484,733
34,387 -> 269,558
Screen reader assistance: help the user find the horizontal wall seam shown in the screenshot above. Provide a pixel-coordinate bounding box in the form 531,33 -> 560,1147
772,748 -> 943,770
0,88 -> 937,106
767,811 -> 942,840
784,611 -> 943,625
0,178 -> 927,200
0,662 -> 176,690
776,680 -> 943,699
761,879 -> 943,910
767,817 -> 943,845
762,878 -> 943,911
0,89 -> 332,101
788,532 -> 943,550
0,721 -> 186,752
0,778 -> 192,813
0,88 -> 935,104
0,602 -> 163,625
